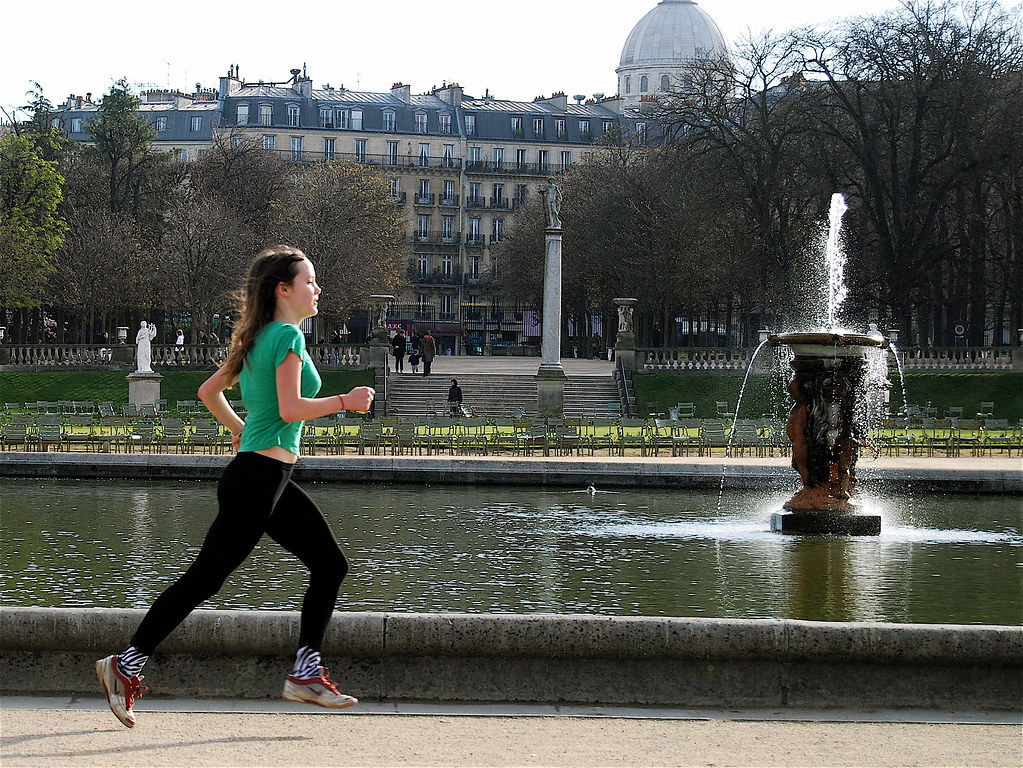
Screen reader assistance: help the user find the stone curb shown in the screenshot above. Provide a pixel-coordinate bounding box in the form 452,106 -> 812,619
2,608 -> 1020,711
1,452 -> 1020,492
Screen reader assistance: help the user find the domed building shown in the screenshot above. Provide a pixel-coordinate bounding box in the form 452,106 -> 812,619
617,0 -> 729,108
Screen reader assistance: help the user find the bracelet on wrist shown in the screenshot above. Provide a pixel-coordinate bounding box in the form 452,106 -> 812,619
337,394 -> 345,411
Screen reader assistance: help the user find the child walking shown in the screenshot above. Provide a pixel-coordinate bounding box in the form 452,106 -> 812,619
96,245 -> 375,727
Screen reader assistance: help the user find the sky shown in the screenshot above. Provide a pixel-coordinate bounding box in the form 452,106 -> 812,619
1,0 -> 906,117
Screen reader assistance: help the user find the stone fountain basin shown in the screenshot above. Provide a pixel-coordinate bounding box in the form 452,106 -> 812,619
768,331 -> 889,358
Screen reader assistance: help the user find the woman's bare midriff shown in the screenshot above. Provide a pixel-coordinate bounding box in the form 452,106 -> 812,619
255,446 -> 299,464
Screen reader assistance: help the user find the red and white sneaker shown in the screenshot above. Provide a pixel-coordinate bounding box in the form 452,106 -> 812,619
282,667 -> 358,709
95,655 -> 147,728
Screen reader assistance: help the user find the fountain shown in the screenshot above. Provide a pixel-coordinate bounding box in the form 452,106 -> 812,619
768,193 -> 890,536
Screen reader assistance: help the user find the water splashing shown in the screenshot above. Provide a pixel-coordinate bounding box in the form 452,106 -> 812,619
826,193 -> 849,329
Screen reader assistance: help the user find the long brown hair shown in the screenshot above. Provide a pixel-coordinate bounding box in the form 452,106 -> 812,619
222,245 -> 307,380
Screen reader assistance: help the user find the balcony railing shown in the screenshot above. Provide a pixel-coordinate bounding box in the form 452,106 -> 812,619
465,160 -> 569,176
411,230 -> 462,245
408,267 -> 463,285
268,149 -> 463,170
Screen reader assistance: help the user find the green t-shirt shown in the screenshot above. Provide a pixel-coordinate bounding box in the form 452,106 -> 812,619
238,321 -> 321,455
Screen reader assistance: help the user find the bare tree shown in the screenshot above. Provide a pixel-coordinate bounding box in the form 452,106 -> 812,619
798,0 -> 1023,344
271,160 -> 408,332
49,206 -> 152,342
156,182 -> 251,336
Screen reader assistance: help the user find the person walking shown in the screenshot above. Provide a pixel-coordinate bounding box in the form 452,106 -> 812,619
420,332 -> 436,376
447,378 -> 463,417
95,245 -> 375,728
390,329 -> 407,373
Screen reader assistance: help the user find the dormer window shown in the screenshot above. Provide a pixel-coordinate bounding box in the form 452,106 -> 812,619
415,112 -> 428,133
287,105 -> 300,127
383,110 -> 396,131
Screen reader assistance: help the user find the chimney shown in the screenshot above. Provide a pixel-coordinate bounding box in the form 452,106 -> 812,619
535,92 -> 568,110
219,66 -> 242,98
391,83 -> 412,103
434,82 -> 463,107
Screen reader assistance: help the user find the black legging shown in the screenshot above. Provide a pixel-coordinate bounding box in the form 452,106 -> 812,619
130,452 -> 348,655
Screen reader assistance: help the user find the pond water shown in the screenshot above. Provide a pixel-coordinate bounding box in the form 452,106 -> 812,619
2,478 -> 1020,625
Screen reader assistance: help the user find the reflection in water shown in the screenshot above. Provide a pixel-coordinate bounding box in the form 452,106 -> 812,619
1,479 -> 1019,625
128,489 -> 153,607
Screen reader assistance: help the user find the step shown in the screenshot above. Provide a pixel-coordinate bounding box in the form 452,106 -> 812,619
385,372 -> 620,418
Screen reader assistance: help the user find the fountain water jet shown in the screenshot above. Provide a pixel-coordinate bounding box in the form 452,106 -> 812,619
769,194 -> 890,536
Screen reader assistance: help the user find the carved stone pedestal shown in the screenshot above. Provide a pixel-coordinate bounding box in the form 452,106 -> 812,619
127,372 -> 163,406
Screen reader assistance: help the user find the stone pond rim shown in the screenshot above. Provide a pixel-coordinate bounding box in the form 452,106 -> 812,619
768,331 -> 891,355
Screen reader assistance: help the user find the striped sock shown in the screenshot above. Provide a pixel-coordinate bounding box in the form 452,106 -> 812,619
291,646 -> 322,680
117,646 -> 149,678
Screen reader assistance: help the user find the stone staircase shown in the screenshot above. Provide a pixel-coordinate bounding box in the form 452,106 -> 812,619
384,371 -> 621,418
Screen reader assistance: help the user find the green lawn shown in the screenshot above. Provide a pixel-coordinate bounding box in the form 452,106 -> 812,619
0,370 -> 374,408
632,371 -> 1023,422
2,368 -> 1019,423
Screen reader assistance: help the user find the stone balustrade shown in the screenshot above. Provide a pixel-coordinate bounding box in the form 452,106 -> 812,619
637,345 -> 1021,373
894,345 -> 1018,371
637,347 -> 760,371
0,343 -> 366,369
0,343 -> 1018,372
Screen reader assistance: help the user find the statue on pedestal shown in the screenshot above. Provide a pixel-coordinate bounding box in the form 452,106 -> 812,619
617,303 -> 634,334
135,321 -> 157,373
543,180 -> 563,229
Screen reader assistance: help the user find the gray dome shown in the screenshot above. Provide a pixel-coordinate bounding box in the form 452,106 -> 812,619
619,0 -> 727,67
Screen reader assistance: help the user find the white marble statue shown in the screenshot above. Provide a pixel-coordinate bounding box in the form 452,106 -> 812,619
135,321 -> 157,372
617,303 -> 634,334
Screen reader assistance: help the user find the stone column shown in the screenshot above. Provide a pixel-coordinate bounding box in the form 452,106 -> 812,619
613,298 -> 638,372
368,295 -> 394,415
536,226 -> 567,417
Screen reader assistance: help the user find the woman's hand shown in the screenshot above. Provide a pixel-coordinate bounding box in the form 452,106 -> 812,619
341,386 -> 376,413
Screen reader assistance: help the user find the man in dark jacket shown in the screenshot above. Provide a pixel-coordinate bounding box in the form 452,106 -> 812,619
447,379 -> 463,416
391,329 -> 408,372
420,333 -> 436,376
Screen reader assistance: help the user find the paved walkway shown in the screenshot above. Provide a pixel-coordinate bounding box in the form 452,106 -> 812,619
388,356 -> 617,376
2,697 -> 1020,767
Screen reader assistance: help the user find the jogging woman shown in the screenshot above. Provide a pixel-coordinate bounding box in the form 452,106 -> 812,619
96,245 -> 374,727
